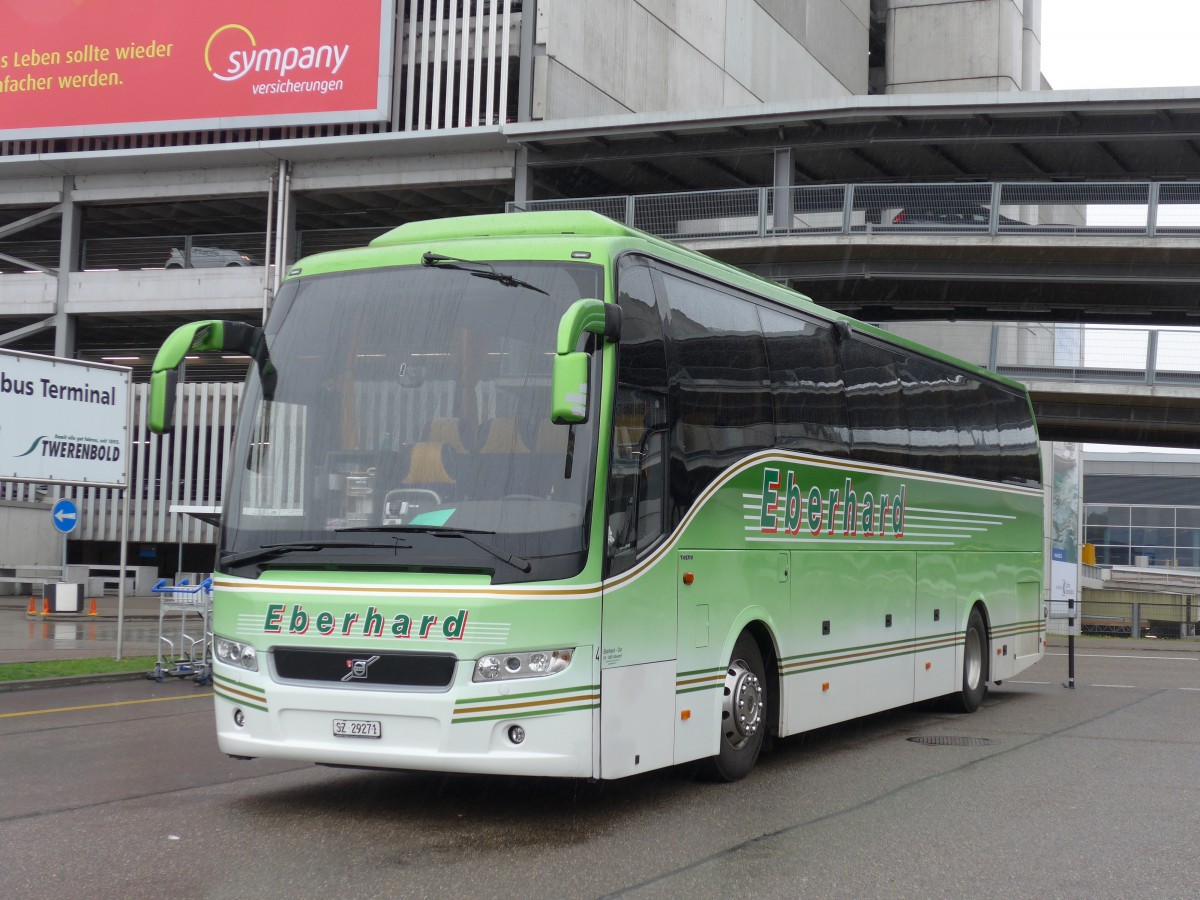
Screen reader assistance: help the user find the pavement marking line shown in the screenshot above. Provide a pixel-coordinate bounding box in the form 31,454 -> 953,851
1008,680 -> 1051,684
0,693 -> 212,719
1046,652 -> 1197,661
1091,684 -> 1138,689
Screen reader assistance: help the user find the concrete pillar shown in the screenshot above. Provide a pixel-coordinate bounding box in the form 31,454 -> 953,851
773,147 -> 794,230
513,145 -> 531,209
886,0 -> 1026,94
1022,0 -> 1042,90
54,176 -> 80,359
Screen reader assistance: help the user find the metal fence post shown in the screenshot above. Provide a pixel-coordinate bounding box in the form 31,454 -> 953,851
842,184 -> 855,235
1067,597 -> 1075,689
988,323 -> 1000,371
1131,601 -> 1140,638
989,182 -> 1002,234
757,187 -> 768,237
1146,330 -> 1159,385
624,195 -> 635,228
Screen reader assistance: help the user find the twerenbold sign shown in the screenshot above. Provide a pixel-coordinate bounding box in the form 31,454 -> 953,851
0,350 -> 130,488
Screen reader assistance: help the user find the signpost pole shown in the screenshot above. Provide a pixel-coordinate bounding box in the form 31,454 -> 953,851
116,486 -> 129,659
116,380 -> 133,660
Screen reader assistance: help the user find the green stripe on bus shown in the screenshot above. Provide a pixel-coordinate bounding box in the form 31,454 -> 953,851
451,702 -> 598,724
213,686 -> 268,712
780,629 -> 961,663
455,683 -> 601,705
676,682 -> 723,695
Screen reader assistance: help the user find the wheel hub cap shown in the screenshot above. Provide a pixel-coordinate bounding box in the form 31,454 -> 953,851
722,659 -> 763,747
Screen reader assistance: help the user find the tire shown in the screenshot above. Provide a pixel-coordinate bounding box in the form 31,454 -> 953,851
952,607 -> 989,713
702,632 -> 768,782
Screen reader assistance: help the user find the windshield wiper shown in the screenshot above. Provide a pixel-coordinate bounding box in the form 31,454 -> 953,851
421,252 -> 549,295
336,525 -> 532,574
220,538 -> 411,568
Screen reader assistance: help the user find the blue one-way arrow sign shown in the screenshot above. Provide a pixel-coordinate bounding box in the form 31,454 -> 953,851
51,498 -> 79,535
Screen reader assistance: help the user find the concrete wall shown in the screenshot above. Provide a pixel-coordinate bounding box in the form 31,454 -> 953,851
886,0 -> 1040,94
534,0 -> 869,119
0,502 -> 60,595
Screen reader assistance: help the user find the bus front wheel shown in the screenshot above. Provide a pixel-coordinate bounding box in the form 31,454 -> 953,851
953,607 -> 989,713
703,632 -> 767,782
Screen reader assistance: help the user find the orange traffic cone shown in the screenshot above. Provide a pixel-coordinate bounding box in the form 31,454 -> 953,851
26,596 -> 36,615
87,597 -> 98,616
40,597 -> 50,616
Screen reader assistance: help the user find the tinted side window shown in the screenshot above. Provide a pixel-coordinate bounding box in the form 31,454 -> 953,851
838,338 -> 910,468
992,389 -> 1042,487
898,355 -> 962,477
607,260 -> 669,574
759,306 -> 849,457
614,261 -> 667,393
949,376 -> 1001,483
659,270 -> 773,516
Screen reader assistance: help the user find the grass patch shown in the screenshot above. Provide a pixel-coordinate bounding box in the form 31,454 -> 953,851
0,656 -> 158,682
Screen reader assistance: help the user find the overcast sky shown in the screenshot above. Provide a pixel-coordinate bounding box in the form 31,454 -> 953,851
1041,0 -> 1200,89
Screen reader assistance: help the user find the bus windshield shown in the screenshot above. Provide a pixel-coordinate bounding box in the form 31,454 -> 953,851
220,260 -> 603,583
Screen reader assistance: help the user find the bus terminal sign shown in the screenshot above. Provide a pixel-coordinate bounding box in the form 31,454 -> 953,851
0,350 -> 130,488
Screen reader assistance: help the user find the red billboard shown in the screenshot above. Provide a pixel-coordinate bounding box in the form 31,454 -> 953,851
0,0 -> 392,139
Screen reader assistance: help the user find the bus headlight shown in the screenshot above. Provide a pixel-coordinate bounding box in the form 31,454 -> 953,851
473,649 -> 572,682
214,635 -> 258,672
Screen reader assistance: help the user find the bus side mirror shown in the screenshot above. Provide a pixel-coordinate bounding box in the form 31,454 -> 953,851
550,299 -> 620,425
148,319 -> 271,433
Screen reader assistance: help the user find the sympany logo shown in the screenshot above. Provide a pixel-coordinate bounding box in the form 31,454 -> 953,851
203,24 -> 349,82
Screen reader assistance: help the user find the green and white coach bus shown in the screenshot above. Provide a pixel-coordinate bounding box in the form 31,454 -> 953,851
148,211 -> 1044,781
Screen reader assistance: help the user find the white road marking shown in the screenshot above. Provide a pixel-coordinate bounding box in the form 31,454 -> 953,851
1046,652 -> 1197,661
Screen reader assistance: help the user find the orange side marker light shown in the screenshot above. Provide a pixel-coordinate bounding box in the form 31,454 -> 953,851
680,709 -> 691,721
682,571 -> 694,585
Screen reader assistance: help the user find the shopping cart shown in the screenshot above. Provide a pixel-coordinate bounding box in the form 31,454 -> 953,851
147,577 -> 213,684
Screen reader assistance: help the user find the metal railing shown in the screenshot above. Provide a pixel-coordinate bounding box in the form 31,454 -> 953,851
1078,598 -> 1199,640
6,180 -> 1200,275
881,322 -> 1200,388
509,180 -> 1200,239
82,233 -> 267,271
0,228 -> 400,274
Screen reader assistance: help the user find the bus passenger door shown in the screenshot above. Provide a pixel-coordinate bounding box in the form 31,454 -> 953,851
600,398 -> 674,778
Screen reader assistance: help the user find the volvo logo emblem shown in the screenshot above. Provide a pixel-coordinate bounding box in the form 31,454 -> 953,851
342,655 -> 380,681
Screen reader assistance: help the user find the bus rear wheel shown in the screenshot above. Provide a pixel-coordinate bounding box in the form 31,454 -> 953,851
952,608 -> 989,713
702,632 -> 767,782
